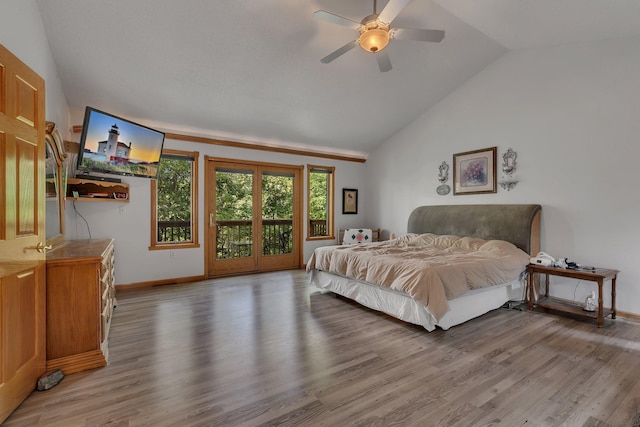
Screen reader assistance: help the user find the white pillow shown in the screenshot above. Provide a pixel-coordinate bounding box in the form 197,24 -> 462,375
342,228 -> 373,245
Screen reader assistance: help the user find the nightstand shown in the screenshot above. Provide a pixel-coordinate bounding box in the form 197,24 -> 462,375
527,264 -> 618,328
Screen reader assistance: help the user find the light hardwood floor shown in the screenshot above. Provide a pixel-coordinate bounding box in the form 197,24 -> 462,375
5,270 -> 640,426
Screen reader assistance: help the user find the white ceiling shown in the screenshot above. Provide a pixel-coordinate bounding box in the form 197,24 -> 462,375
35,0 -> 640,159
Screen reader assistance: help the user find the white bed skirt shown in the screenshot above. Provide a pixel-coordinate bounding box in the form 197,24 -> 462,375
309,270 -> 524,331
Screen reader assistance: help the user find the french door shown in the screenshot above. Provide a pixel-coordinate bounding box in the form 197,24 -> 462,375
206,157 -> 302,277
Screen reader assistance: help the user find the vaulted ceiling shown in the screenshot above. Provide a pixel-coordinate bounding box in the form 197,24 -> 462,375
35,0 -> 640,159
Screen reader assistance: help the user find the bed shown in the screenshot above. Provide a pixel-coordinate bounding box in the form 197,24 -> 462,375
308,204 -> 541,331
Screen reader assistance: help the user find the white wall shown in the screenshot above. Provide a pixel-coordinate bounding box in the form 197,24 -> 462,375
0,0 -> 69,130
64,132 -> 367,285
366,35 -> 640,317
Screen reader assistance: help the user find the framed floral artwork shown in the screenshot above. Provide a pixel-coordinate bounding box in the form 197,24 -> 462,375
342,188 -> 358,214
453,147 -> 497,195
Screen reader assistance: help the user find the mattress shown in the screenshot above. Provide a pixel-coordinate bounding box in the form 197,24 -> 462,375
309,269 -> 525,331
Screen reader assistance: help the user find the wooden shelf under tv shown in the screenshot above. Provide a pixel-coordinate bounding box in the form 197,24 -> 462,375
67,177 -> 129,202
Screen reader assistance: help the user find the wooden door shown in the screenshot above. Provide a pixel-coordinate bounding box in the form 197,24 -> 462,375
208,161 -> 259,276
206,158 -> 302,277
0,44 -> 47,423
258,166 -> 301,272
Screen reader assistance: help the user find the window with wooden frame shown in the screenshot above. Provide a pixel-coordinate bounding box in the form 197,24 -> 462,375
150,149 -> 199,249
307,165 -> 335,240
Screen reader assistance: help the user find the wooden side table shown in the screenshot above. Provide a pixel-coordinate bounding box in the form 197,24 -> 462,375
528,264 -> 618,328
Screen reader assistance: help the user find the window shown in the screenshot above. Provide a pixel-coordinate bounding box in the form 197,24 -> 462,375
150,149 -> 199,249
307,165 -> 334,240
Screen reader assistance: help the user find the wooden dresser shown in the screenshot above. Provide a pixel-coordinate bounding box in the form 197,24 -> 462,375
45,239 -> 115,374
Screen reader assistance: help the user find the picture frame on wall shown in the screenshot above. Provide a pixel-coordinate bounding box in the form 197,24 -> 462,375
342,188 -> 358,214
453,147 -> 497,195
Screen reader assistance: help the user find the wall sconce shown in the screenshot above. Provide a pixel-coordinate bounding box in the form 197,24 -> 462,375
438,161 -> 449,183
436,161 -> 450,195
502,148 -> 517,175
499,148 -> 519,191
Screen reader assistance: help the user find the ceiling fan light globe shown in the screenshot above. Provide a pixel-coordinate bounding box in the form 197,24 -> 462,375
359,28 -> 390,53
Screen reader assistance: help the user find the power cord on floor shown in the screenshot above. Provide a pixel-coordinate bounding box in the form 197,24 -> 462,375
501,270 -> 528,311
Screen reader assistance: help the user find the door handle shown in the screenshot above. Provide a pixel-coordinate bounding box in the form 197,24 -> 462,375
36,242 -> 52,253
210,213 -> 216,227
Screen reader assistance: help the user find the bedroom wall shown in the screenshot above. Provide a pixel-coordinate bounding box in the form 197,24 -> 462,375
63,128 -> 367,285
0,0 -> 70,129
365,35 -> 640,317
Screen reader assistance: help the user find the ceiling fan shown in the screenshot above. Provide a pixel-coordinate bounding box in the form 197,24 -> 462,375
314,0 -> 444,72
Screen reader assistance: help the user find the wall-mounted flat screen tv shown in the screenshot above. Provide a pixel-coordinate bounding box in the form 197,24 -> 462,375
76,107 -> 165,179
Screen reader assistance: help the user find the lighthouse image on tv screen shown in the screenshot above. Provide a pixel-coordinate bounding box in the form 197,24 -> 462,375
77,107 -> 166,179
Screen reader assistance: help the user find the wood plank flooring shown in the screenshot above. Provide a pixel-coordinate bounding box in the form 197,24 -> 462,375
5,270 -> 640,426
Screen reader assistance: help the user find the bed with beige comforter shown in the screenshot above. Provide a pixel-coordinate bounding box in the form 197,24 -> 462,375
309,204 -> 541,330
307,233 -> 530,323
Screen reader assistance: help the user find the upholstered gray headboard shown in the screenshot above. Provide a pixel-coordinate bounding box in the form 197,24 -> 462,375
407,204 -> 541,255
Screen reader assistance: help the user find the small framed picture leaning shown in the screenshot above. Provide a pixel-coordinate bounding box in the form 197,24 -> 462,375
453,147 -> 497,195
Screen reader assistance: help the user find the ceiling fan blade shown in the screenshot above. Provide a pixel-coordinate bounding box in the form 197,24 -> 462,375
378,0 -> 412,24
376,51 -> 392,72
320,40 -> 359,64
313,10 -> 361,30
392,28 -> 445,43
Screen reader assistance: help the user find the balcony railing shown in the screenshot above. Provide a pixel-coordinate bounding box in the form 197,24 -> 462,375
158,218 -> 299,259
216,219 -> 293,259
158,220 -> 191,242
309,219 -> 328,237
